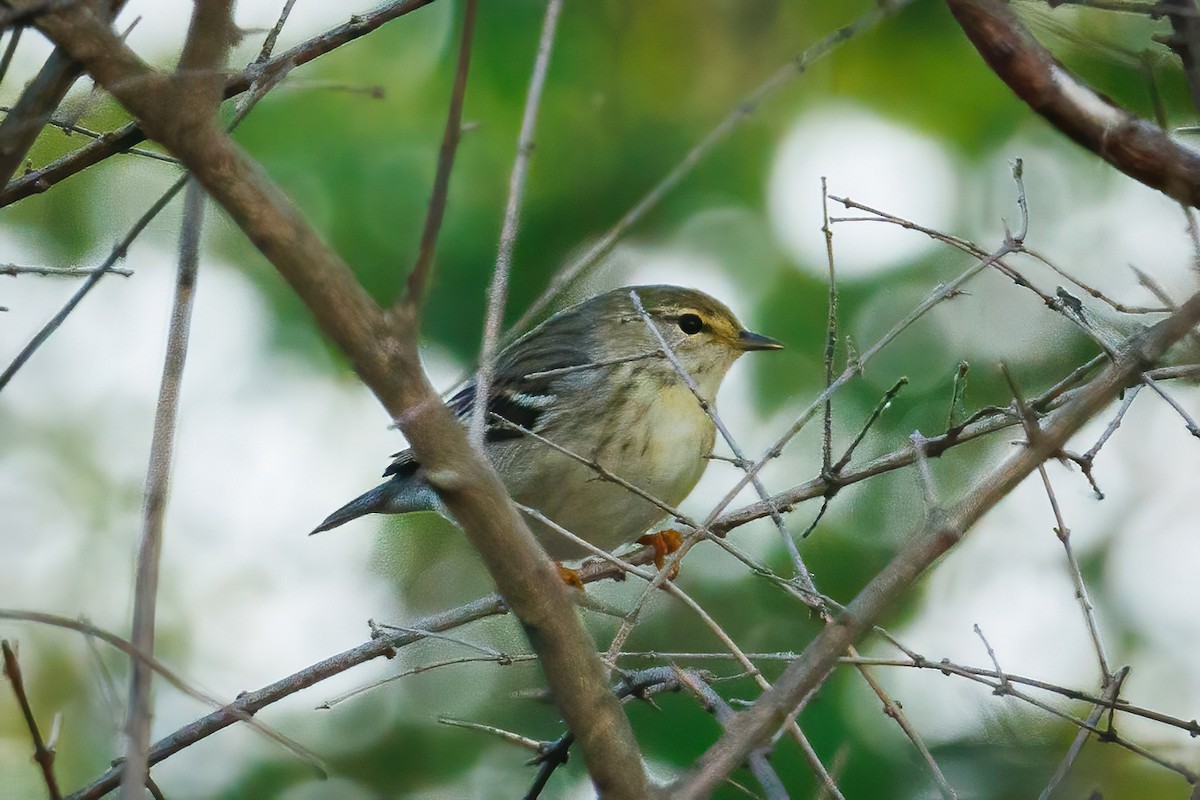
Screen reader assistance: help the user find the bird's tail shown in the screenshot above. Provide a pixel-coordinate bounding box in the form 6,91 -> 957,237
310,479 -> 434,535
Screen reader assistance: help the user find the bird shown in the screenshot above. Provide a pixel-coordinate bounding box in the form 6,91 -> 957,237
311,284 -> 782,566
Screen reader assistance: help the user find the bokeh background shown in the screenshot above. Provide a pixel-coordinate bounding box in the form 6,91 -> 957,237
3,1 -> 1200,797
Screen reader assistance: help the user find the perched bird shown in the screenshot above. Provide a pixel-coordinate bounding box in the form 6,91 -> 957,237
312,285 -> 782,562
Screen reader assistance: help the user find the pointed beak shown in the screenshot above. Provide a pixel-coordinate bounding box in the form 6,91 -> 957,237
736,329 -> 784,352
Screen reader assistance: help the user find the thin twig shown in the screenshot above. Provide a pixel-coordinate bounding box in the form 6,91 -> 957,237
0,610 -> 325,779
842,654 -> 1196,778
0,176 -> 187,393
404,0 -> 477,307
121,2 -> 233,792
0,105 -> 178,164
438,716 -> 543,753
702,234 -> 1018,541
1038,667 -> 1130,800
668,282 -> 1200,797
1140,372 -> 1200,437
675,668 -> 789,800
0,16 -> 287,395
1035,464 -> 1111,678
319,654 -> 521,709
511,0 -> 914,334
471,0 -> 563,446
2,640 -> 63,800
848,643 -> 960,799
255,0 -> 299,66
0,0 -> 438,208
821,176 -> 838,475
0,262 -> 133,277
909,430 -> 940,511
0,28 -> 22,87
120,172 -> 207,800
0,0 -> 125,191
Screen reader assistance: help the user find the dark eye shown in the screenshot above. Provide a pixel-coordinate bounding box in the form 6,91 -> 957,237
678,313 -> 703,335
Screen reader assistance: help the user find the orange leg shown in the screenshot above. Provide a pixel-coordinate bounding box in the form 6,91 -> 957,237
556,563 -> 585,590
637,529 -> 684,580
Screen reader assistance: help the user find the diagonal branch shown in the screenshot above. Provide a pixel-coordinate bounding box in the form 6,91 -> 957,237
403,0 -> 476,307
511,0 -> 915,334
948,0 -> 1200,209
23,3 -> 648,795
471,0 -> 563,446
0,0 -> 127,189
120,2 -> 231,797
668,288 -> 1200,797
120,175 -> 207,800
3,640 -> 63,800
0,0 -> 439,208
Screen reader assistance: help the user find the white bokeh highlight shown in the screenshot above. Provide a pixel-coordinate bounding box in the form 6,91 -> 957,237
768,104 -> 959,277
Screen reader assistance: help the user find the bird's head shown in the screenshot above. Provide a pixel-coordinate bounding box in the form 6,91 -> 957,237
586,284 -> 783,390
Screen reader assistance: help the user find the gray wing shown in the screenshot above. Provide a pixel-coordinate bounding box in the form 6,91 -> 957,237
382,325 -> 592,476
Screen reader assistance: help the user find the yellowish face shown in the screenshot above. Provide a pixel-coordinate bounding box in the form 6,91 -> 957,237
622,286 -> 783,381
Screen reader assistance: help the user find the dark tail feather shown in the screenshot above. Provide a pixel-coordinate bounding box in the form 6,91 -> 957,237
310,482 -> 392,535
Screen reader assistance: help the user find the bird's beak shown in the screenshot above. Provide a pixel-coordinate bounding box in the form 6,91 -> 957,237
736,330 -> 784,351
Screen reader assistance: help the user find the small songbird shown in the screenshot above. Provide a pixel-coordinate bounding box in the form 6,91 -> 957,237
312,285 -> 782,561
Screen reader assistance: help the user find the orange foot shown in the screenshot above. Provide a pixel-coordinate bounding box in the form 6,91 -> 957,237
637,529 -> 684,580
556,563 -> 585,590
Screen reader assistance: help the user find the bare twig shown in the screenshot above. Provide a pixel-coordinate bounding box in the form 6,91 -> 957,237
0,610 -> 325,780
821,177 -> 838,475
121,179 -> 207,796
1140,373 -> 1200,436
0,104 -> 178,163
58,537 -> 673,800
705,238 -> 1014,539
675,668 -> 789,800
404,0 -> 477,306
949,0 -> 1200,210
843,653 -> 1196,777
0,0 -> 285,395
714,360 -> 1193,534
668,286 -> 1200,797
3,640 -> 63,800
0,28 -> 22,86
0,0 -> 440,208
1038,667 -> 1130,800
255,0 -> 299,66
512,0 -> 915,333
0,0 -> 128,190
0,262 -> 133,277
438,716 -> 543,753
1036,464 -> 1111,678
119,1 -> 234,793
0,179 -> 187,394
319,654 -> 520,710
470,0 -> 563,446
844,643 -> 957,800
119,154 -> 210,800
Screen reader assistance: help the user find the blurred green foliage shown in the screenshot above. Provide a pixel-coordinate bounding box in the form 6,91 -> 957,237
6,0 -> 1198,798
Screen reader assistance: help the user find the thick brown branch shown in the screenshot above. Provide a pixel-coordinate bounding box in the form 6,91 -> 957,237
0,0 -> 127,189
27,3 -> 648,796
0,0 -> 439,207
947,0 -> 1200,209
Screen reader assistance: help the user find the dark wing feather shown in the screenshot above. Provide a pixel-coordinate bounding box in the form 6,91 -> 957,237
382,321 -> 593,473
382,449 -> 420,478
